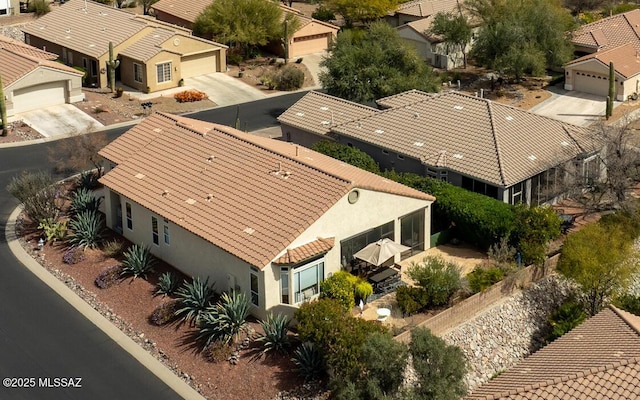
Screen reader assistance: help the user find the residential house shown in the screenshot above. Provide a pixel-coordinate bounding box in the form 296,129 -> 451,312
281,90 -> 600,206
0,35 -> 84,116
465,306 -> 640,399
22,0 -> 227,93
0,0 -> 19,16
151,0 -> 339,58
565,9 -> 640,100
98,112 -> 434,318
385,0 -> 463,27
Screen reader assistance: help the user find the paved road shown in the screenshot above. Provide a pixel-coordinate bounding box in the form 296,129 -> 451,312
0,92 -> 307,399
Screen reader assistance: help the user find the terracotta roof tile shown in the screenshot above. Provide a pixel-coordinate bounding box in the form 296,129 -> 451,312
99,113 -> 434,268
332,91 -> 596,187
571,9 -> 640,52
151,0 -> 211,24
566,43 -> 640,79
465,306 -> 640,400
278,91 -> 379,137
274,237 -> 335,264
376,89 -> 435,109
392,0 -> 462,17
119,27 -> 175,62
0,34 -> 57,60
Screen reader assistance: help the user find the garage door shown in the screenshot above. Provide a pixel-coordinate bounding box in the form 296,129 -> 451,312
181,53 -> 218,78
291,34 -> 330,57
12,81 -> 66,114
573,71 -> 609,97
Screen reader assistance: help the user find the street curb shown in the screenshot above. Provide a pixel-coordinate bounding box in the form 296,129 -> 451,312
4,206 -> 204,400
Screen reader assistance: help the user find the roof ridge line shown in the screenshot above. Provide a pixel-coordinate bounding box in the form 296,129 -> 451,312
611,305 -> 640,337
486,101 -> 507,186
311,91 -> 378,111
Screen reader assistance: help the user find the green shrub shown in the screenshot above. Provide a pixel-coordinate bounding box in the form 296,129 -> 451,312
257,312 -> 291,355
38,218 -> 67,244
28,0 -> 50,16
227,53 -> 243,65
407,256 -> 462,307
273,65 -> 304,91
353,278 -> 373,302
7,171 -> 61,223
320,271 -> 357,310
487,236 -> 516,269
312,141 -> 381,174
396,285 -> 429,315
70,188 -> 102,216
155,271 -> 180,297
311,5 -> 335,21
292,342 -> 325,381
511,204 -> 561,265
467,266 -> 505,293
120,244 -> 157,280
602,2 -> 637,16
68,210 -> 104,249
149,299 -> 180,326
614,293 -> 640,316
102,239 -> 125,258
175,277 -> 217,326
546,300 -> 587,342
197,291 -> 250,347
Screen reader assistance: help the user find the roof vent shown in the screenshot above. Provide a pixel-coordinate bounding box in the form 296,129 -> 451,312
413,112 -> 420,118
207,155 -> 215,162
452,153 -> 463,159
206,193 -> 214,202
357,122 -> 362,128
243,227 -> 255,234
153,34 -> 160,38
454,105 -> 464,110
320,106 -> 329,111
88,44 -> 96,48
295,112 -> 304,117
321,120 -> 330,126
153,128 -> 162,133
375,129 -> 384,134
186,198 -> 196,205
413,142 -> 424,147
560,141 -> 570,146
162,190 -> 169,197
528,155 -> 537,161
66,28 -> 71,33
135,173 -> 145,179
505,115 -> 513,121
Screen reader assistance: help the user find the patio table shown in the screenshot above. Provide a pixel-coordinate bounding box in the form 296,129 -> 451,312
369,267 -> 398,284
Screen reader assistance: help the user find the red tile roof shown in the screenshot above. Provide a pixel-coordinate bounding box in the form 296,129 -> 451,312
99,113 -> 434,268
571,9 -> 640,52
566,42 -> 640,79
465,306 -> 640,400
274,237 -> 335,264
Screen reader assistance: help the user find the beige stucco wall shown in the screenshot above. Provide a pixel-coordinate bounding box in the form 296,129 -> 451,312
160,36 -> 226,72
564,60 -> 630,101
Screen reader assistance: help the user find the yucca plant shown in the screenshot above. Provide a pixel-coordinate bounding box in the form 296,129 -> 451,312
197,291 -> 250,348
70,188 -> 102,215
155,271 -> 180,297
292,342 -> 325,381
120,244 -> 157,280
77,170 -> 99,190
175,277 -> 217,326
257,312 -> 291,355
68,210 -> 104,249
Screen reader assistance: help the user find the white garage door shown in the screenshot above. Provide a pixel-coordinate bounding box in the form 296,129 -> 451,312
13,81 -> 66,114
291,34 -> 331,57
181,53 -> 218,78
0,0 -> 8,13
573,71 -> 610,98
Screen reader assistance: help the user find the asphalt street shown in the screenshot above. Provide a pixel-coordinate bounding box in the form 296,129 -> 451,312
0,91 -> 307,399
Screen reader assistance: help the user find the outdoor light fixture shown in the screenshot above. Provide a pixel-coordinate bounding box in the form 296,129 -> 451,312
38,238 -> 44,250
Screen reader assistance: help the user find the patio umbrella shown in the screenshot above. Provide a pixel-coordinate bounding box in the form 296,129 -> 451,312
353,238 -> 410,267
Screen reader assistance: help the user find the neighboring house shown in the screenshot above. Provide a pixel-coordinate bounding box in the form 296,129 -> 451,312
385,0 -> 463,27
565,9 -> 640,100
22,0 -> 227,93
151,0 -> 339,58
0,0 -> 19,16
98,112 -> 434,318
0,35 -> 84,116
465,306 -> 640,399
281,90 -> 601,206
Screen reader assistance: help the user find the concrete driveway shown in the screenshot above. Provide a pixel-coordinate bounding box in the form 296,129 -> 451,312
529,85 -> 619,126
184,73 -> 267,106
301,52 -> 326,89
16,104 -> 103,138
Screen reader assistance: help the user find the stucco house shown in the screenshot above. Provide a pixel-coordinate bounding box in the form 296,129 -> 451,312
465,306 -> 640,399
151,0 -> 338,58
21,0 -> 227,93
385,0 -> 463,27
98,112 -> 434,318
0,0 -> 19,16
565,9 -> 640,100
280,90 -> 600,206
0,35 -> 84,116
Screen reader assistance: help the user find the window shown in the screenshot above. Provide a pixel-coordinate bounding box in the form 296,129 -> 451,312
340,221 -> 394,265
25,33 -> 30,44
510,182 -> 524,204
280,267 -> 289,304
250,267 -> 259,306
401,209 -> 425,258
90,59 -> 98,77
151,216 -> 159,245
62,48 -> 67,64
156,62 -> 172,83
125,202 -> 133,230
294,260 -> 324,303
134,63 -> 143,83
583,156 -> 599,186
163,218 -> 170,245
68,51 -> 73,66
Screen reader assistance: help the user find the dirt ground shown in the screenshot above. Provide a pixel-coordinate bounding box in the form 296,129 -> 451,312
226,60 -> 316,92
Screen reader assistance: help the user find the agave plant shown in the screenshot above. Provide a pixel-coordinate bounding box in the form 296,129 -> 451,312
120,244 -> 157,280
257,312 -> 291,355
70,188 -> 102,215
155,271 -> 180,297
175,277 -> 217,326
77,170 -> 100,191
68,210 -> 104,249
197,291 -> 250,348
292,342 -> 325,381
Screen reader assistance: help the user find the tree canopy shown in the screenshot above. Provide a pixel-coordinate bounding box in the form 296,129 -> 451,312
320,22 -> 440,103
193,0 -> 297,57
466,0 -> 575,79
324,0 -> 399,27
428,11 -> 473,68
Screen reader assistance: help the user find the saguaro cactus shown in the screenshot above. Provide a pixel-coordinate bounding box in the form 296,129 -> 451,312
106,41 -> 120,93
606,61 -> 615,120
0,73 -> 7,137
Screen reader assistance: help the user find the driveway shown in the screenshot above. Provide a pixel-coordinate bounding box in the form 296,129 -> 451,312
16,104 -> 103,139
529,85 -> 619,126
300,52 -> 326,89
184,73 -> 267,106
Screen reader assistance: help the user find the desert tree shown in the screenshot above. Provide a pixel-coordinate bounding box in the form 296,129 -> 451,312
48,131 -> 109,176
427,10 -> 473,68
324,0 -> 399,27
